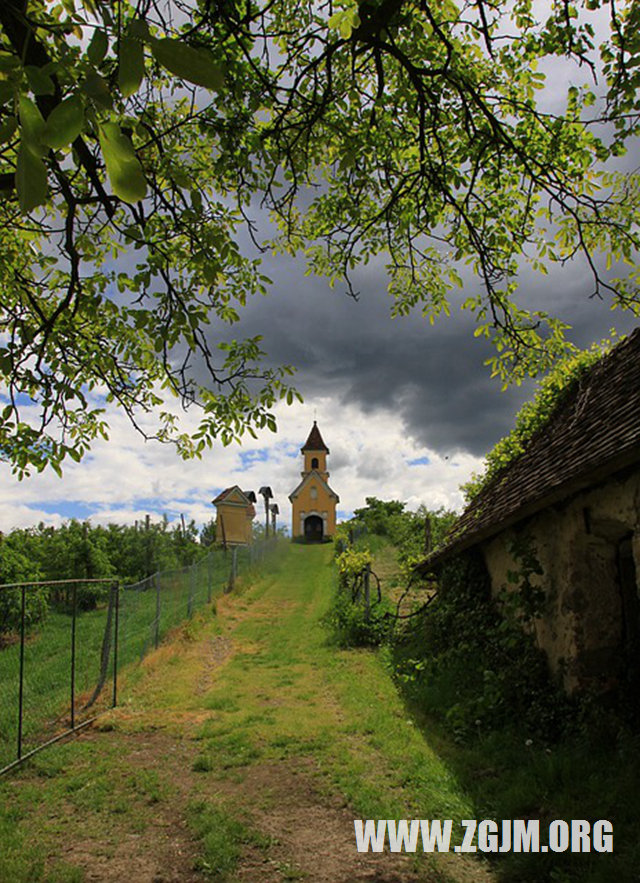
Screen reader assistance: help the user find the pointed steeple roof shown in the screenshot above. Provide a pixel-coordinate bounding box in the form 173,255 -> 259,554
301,421 -> 329,453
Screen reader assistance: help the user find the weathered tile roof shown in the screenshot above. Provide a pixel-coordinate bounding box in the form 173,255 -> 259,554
418,328 -> 640,571
301,420 -> 329,452
212,485 -> 251,506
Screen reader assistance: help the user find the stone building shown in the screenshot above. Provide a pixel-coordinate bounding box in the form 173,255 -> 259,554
418,329 -> 640,693
212,486 -> 256,546
289,422 -> 339,541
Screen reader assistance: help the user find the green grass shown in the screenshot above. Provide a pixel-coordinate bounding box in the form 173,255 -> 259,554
0,540 -> 632,882
0,548 -> 237,770
189,800 -> 269,880
419,720 -> 640,882
0,736 -> 165,881
190,544 -> 474,828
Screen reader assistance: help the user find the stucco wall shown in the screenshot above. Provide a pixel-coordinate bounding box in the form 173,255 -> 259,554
480,468 -> 640,692
291,478 -> 337,539
303,450 -> 328,479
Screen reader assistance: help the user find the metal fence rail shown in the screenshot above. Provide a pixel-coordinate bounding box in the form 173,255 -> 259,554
0,540 -> 274,775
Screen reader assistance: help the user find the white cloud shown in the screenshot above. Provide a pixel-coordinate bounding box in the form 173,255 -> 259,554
0,393 -> 485,534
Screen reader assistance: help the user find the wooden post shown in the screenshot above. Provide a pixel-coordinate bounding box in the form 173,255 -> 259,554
363,564 -> 371,622
220,514 -> 227,551
154,574 -> 160,648
188,566 -> 195,617
259,487 -> 273,539
226,547 -> 238,594
424,514 -> 432,556
145,514 -> 152,577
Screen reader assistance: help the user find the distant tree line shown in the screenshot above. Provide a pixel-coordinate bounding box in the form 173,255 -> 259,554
0,515 -> 216,635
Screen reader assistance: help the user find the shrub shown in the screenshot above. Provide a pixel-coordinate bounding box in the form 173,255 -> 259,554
335,544 -> 372,590
393,550 -> 571,741
0,543 -> 46,635
324,586 -> 394,648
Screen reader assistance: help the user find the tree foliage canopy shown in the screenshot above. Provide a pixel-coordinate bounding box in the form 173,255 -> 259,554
1,0 -> 639,474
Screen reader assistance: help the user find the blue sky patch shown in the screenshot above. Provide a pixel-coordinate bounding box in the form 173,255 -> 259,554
239,448 -> 271,469
28,501 -> 95,520
408,456 -> 430,466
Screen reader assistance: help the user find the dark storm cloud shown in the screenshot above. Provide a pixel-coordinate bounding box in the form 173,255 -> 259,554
212,248 -> 638,459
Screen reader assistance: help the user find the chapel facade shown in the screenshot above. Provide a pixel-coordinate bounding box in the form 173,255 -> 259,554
289,422 -> 339,541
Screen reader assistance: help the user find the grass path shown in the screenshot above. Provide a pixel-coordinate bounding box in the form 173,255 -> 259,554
0,543 -> 491,883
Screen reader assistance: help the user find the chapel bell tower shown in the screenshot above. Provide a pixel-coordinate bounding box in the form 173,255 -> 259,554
289,422 -> 339,541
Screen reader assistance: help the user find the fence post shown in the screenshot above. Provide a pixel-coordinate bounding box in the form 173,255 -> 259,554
363,564 -> 371,622
226,547 -> 237,594
154,574 -> 160,649
112,582 -> 119,708
17,586 -> 26,761
207,552 -> 213,603
188,565 -> 195,618
70,583 -> 77,728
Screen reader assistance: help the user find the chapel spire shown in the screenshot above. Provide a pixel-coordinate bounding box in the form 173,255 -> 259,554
301,420 -> 329,453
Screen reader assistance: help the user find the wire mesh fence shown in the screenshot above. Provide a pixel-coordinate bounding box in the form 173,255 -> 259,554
0,539 -> 276,775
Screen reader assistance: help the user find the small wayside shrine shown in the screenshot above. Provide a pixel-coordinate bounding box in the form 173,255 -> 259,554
212,486 -> 256,546
289,422 -> 339,542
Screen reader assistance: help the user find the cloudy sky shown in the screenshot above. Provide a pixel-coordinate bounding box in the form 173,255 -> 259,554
1,240 -> 636,536
1,9 -> 638,537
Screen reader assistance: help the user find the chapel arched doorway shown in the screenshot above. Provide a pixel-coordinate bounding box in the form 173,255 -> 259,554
304,514 -> 323,542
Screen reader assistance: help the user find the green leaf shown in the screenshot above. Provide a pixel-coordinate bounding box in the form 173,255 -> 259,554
87,29 -> 108,65
118,37 -> 145,97
16,144 -> 48,211
82,71 -> 113,109
0,81 -> 13,105
18,96 -> 46,155
43,96 -> 84,150
25,65 -> 55,96
150,38 -> 224,91
0,52 -> 19,72
128,19 -> 150,40
98,122 -> 147,203
0,116 -> 17,144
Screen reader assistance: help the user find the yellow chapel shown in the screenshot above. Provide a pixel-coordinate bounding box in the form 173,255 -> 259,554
289,422 -> 339,541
